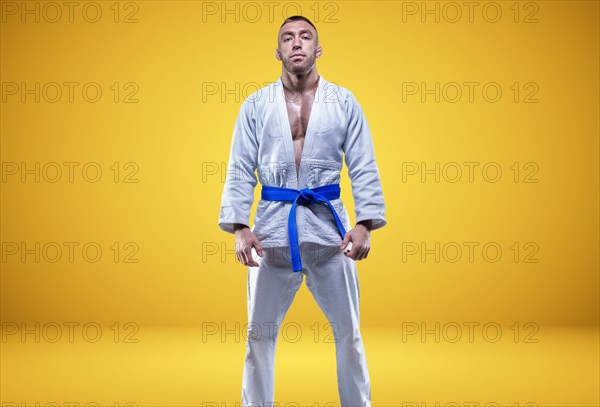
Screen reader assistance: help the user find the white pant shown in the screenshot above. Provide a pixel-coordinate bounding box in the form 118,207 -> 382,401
241,242 -> 371,407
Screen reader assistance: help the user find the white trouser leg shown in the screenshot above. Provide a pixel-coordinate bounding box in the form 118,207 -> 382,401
241,243 -> 371,407
242,246 -> 304,407
303,243 -> 371,407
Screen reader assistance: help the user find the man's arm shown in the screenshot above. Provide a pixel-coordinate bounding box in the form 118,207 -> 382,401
218,100 -> 259,234
339,93 -> 386,260
357,219 -> 373,231
218,101 -> 263,266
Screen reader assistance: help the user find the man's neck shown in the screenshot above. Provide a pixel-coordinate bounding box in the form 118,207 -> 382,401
281,69 -> 320,94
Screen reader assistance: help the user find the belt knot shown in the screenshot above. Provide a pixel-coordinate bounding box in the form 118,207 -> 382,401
298,188 -> 316,203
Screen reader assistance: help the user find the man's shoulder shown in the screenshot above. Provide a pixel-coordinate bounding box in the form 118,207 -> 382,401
320,78 -> 360,109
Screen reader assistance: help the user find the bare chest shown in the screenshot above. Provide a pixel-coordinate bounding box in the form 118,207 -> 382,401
285,93 -> 314,140
284,91 -> 315,174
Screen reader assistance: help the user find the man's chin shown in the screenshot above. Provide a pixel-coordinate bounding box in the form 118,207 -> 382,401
286,63 -> 311,75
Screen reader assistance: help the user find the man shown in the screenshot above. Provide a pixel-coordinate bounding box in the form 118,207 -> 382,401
218,15 -> 386,407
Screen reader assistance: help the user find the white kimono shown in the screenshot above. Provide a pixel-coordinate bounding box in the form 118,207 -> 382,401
218,75 -> 386,247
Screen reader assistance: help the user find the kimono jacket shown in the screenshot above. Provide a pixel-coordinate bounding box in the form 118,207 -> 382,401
218,75 -> 387,248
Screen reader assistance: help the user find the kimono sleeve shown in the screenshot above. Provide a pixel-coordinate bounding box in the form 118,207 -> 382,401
218,99 -> 259,234
342,94 -> 387,231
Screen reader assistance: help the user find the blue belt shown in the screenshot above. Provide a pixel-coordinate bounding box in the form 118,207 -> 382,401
261,184 -> 347,272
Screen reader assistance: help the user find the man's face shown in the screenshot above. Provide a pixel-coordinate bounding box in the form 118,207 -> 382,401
276,21 -> 321,75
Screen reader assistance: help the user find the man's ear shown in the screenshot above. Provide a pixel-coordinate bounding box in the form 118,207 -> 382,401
275,48 -> 282,61
316,44 -> 323,58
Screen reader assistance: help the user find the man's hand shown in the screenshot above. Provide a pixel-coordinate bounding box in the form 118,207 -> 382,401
234,224 -> 264,267
339,221 -> 372,261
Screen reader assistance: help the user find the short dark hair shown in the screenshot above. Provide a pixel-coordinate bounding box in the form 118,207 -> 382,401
280,15 -> 318,42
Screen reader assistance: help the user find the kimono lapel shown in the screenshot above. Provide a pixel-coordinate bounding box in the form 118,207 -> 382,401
275,75 -> 325,188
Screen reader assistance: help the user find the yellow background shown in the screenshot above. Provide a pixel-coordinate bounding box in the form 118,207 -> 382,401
1,1 -> 598,405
